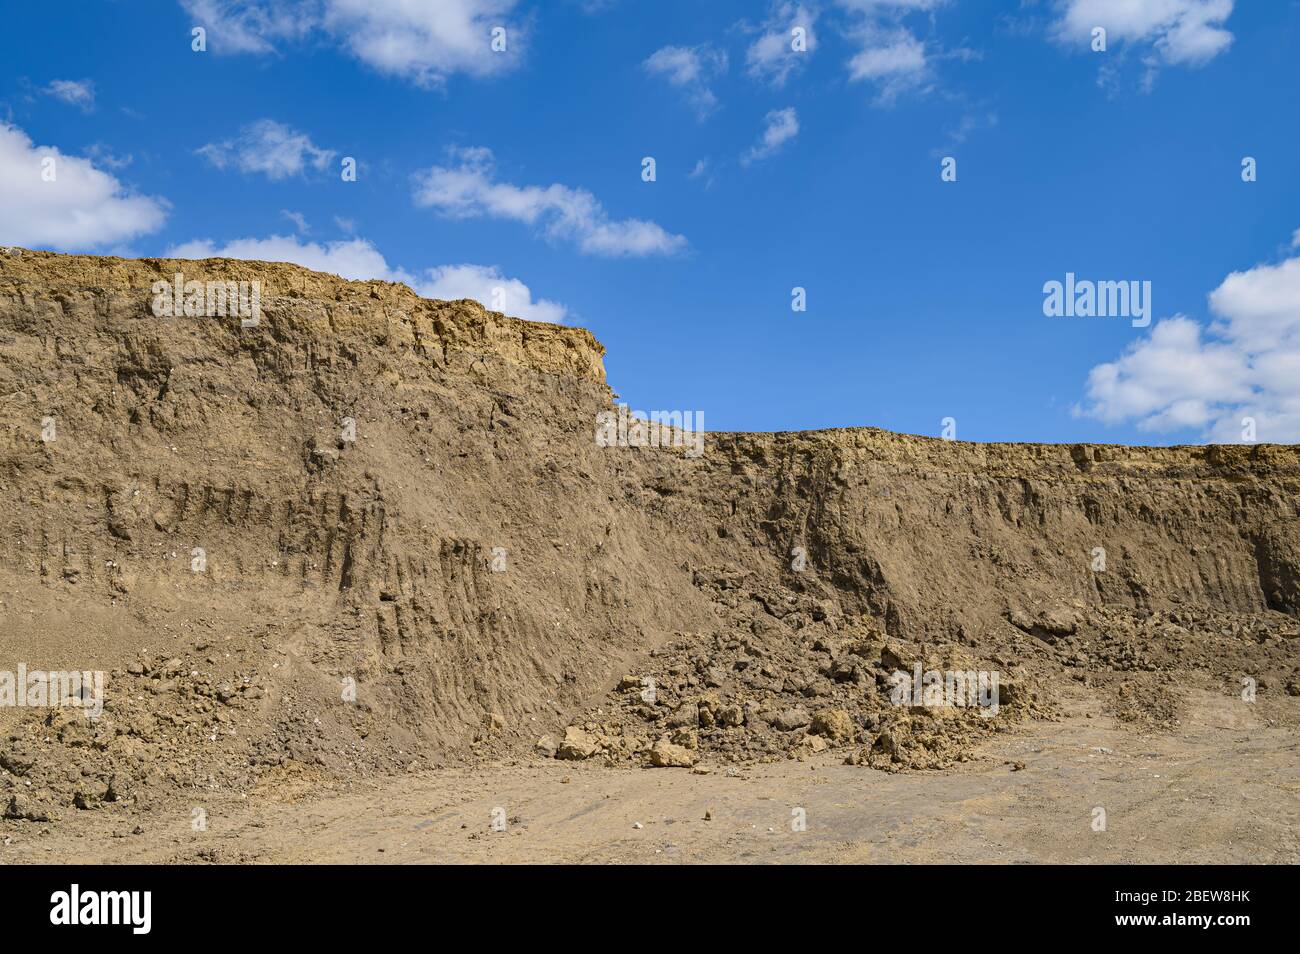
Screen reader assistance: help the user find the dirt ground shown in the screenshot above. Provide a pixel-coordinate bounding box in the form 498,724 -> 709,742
3,689 -> 1293,864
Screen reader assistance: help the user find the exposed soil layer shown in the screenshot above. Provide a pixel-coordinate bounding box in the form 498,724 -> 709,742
0,249 -> 1295,856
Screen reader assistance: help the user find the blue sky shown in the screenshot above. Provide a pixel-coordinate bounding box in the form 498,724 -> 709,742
2,1 -> 1298,444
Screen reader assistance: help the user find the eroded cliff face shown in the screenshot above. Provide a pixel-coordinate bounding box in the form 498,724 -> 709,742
0,250 -> 1295,815
696,429 -> 1300,634
0,251 -> 710,766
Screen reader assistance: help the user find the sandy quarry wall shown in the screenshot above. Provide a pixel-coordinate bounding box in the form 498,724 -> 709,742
1,250 -> 1296,759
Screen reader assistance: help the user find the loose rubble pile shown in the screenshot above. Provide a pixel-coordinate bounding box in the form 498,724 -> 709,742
543,572 -> 1053,771
544,577 -> 1299,770
1019,605 -> 1300,726
1,642 -> 409,823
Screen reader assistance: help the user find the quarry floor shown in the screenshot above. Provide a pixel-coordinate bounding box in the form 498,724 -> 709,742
4,691 -> 1295,865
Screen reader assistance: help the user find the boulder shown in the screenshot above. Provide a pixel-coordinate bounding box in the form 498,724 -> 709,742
555,726 -> 600,760
647,739 -> 697,768
810,708 -> 854,742
769,706 -> 811,731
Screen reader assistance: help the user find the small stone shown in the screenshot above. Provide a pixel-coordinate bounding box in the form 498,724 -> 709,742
716,704 -> 745,727
669,727 -> 698,750
795,734 -> 829,754
666,703 -> 698,728
810,708 -> 854,742
4,794 -> 53,822
770,707 -> 811,731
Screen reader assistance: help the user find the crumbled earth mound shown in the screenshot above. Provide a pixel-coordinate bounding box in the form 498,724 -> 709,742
0,249 -> 1296,827
549,586 -> 1298,770
547,575 -> 1054,772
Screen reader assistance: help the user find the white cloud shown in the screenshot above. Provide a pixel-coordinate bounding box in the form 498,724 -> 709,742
413,146 -> 687,257
419,264 -> 567,323
1207,255 -> 1300,352
197,119 -> 335,180
44,79 -> 96,111
742,107 -> 799,165
322,0 -> 523,86
934,107 -> 998,154
83,143 -> 134,171
642,44 -> 728,119
688,158 -> 716,189
180,0 -> 523,87
164,234 -> 566,322
181,0 -> 312,53
1077,250 -> 1300,442
0,122 -> 167,250
833,1 -> 947,104
837,0 -> 944,8
848,29 -> 925,79
743,2 -> 818,87
281,209 -> 310,233
846,27 -> 931,102
167,235 -> 405,282
1054,0 -> 1234,69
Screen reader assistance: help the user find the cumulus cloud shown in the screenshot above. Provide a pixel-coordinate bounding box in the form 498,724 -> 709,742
835,1 -> 948,104
164,234 -> 566,322
180,0 -> 523,87
167,235 -> 405,282
846,26 -> 933,103
44,79 -> 96,111
1053,0 -> 1234,80
742,107 -> 799,165
418,263 -> 567,323
1077,250 -> 1300,442
412,146 -> 687,257
642,44 -> 728,120
325,0 -> 523,86
0,122 -> 167,250
181,0 -> 313,53
197,119 -> 335,180
743,2 -> 818,87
